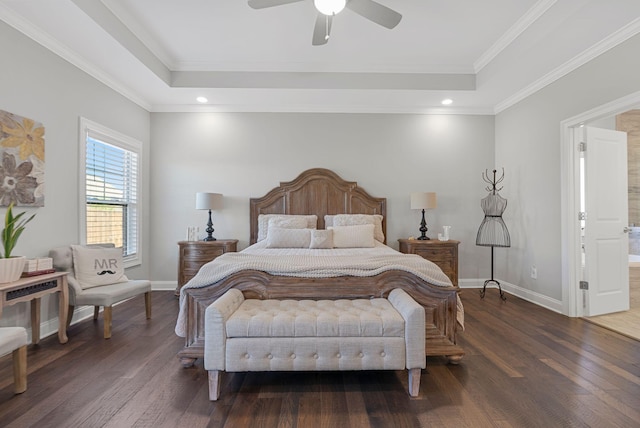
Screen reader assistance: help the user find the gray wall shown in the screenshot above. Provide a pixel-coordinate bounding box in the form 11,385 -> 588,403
8,13 -> 640,334
149,112 -> 495,284
495,33 -> 640,302
0,22 -> 151,329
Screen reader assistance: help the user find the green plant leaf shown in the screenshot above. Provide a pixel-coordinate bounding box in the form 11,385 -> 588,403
1,202 -> 35,258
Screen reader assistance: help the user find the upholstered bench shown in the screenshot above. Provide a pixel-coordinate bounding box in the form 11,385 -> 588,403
204,288 -> 425,400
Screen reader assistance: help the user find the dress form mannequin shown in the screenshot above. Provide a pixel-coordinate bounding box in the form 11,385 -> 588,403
476,169 -> 511,300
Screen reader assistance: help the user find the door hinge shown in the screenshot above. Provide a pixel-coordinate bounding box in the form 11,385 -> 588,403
579,212 -> 587,220
579,142 -> 586,152
579,281 -> 589,290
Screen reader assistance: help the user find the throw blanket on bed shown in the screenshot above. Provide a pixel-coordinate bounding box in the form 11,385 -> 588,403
175,252 -> 463,336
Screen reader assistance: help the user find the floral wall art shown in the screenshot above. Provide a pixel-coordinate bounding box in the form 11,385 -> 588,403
0,109 -> 44,206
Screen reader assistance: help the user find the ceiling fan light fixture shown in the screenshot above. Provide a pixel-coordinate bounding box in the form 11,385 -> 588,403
314,0 -> 346,16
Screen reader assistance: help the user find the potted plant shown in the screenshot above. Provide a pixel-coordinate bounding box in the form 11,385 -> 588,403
0,202 -> 35,283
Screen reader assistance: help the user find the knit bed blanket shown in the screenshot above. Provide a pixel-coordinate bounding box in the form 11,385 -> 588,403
175,252 -> 463,337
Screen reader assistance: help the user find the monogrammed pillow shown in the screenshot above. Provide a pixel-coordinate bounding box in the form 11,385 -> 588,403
71,245 -> 129,289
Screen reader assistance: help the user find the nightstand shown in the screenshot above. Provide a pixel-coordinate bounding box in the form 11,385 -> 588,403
176,240 -> 238,294
398,239 -> 460,287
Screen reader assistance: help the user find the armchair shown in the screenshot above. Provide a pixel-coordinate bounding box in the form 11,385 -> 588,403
50,244 -> 151,339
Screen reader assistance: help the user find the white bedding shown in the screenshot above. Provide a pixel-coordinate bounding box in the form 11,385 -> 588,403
175,241 -> 463,336
243,239 -> 400,256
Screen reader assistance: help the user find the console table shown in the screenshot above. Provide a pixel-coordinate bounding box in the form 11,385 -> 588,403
0,271 -> 69,344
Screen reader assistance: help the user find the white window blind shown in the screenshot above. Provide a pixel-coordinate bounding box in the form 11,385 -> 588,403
80,118 -> 141,266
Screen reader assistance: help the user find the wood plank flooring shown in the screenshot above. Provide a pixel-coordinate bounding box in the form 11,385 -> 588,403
0,289 -> 638,428
584,266 -> 640,340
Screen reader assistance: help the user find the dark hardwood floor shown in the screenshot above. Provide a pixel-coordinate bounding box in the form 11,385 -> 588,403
0,289 -> 638,428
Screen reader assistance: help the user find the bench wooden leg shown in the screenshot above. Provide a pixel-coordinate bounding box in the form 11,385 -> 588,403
408,368 -> 421,397
145,292 -> 152,319
208,370 -> 221,401
93,306 -> 100,321
103,306 -> 112,339
13,345 -> 27,394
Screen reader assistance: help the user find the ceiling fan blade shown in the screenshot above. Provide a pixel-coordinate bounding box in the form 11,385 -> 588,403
312,14 -> 332,46
346,0 -> 402,29
248,0 -> 305,9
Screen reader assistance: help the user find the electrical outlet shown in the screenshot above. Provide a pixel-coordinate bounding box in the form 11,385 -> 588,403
530,266 -> 537,279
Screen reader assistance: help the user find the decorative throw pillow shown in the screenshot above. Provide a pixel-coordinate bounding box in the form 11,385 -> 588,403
268,216 -> 308,230
257,214 -> 317,242
329,224 -> 376,248
324,215 -> 335,228
266,227 -> 312,248
309,229 -> 333,249
71,245 -> 129,289
333,214 -> 385,243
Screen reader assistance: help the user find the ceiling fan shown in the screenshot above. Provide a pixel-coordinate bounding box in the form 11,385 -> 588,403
248,0 -> 402,46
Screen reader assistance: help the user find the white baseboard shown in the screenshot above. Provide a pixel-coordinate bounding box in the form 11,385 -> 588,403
26,305 -> 95,345
459,278 -> 563,313
152,281 -> 177,291
26,278 -> 562,349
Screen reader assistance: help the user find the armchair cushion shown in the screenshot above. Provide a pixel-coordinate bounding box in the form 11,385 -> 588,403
74,279 -> 151,307
71,245 -> 129,289
0,327 -> 28,356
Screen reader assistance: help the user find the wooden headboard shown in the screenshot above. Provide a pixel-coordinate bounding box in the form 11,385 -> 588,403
250,168 -> 387,244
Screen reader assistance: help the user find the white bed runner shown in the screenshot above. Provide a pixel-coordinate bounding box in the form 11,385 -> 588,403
175,252 -> 460,337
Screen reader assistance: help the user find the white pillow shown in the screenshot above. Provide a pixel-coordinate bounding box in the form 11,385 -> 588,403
324,215 -> 335,228
71,245 -> 129,289
268,216 -> 307,230
333,214 -> 384,243
309,229 -> 333,249
329,224 -> 375,248
266,227 -> 312,248
257,214 -> 317,242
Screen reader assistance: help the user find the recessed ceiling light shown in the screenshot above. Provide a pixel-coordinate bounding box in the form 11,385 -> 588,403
196,96 -> 208,103
441,98 -> 453,105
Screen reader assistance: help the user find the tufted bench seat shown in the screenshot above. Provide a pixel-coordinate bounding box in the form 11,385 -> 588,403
205,288 -> 425,400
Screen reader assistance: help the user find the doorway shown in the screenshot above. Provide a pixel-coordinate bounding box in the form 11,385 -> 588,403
560,90 -> 640,319
582,111 -> 640,340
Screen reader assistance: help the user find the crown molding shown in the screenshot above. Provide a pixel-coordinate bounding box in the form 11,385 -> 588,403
0,3 -> 152,111
474,0 -> 558,73
172,59 -> 475,74
150,103 -> 494,115
494,16 -> 640,114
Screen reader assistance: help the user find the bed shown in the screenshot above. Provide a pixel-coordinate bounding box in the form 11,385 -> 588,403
176,168 -> 464,366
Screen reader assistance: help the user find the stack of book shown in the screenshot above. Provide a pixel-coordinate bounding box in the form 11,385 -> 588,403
22,257 -> 55,277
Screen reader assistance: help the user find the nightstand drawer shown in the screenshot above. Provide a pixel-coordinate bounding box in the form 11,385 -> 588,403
177,240 -> 238,294
398,239 -> 459,287
412,247 -> 455,262
183,247 -> 225,261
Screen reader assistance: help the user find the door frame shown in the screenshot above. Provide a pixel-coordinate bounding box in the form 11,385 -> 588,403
561,90 -> 640,317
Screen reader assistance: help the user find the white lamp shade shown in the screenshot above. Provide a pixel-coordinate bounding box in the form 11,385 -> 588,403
411,192 -> 437,210
196,192 -> 223,210
314,0 -> 346,15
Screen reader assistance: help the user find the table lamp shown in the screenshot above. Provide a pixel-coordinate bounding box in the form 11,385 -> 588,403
410,192 -> 437,240
196,192 -> 223,241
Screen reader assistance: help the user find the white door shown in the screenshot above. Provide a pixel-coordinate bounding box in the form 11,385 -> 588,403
583,126 -> 629,316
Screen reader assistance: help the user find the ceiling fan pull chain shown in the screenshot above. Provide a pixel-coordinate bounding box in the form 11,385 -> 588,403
325,15 -> 330,40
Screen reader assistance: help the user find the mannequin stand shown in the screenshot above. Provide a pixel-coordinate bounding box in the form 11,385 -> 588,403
480,246 -> 506,301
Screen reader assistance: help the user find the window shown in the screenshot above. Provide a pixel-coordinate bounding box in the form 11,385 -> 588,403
79,118 -> 142,267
